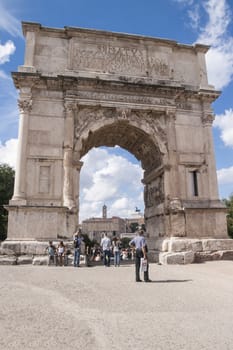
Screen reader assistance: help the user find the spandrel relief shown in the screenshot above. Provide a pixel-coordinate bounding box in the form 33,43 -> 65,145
144,176 -> 164,207
74,106 -> 115,139
133,110 -> 167,143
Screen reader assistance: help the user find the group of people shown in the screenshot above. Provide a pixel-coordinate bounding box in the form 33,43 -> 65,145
46,240 -> 68,266
46,230 -> 83,267
100,232 -> 122,267
100,229 -> 151,282
46,227 -> 151,282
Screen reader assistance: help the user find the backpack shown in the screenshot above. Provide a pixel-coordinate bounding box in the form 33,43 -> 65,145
74,237 -> 80,249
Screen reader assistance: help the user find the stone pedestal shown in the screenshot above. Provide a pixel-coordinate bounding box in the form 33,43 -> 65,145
6,206 -> 76,241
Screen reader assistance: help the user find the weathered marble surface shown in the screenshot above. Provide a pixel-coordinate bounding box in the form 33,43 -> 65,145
5,22 -> 228,255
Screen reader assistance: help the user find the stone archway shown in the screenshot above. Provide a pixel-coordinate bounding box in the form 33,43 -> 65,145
75,107 -> 165,234
5,22 -> 232,263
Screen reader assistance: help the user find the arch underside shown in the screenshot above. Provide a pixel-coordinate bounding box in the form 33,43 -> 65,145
79,121 -> 162,173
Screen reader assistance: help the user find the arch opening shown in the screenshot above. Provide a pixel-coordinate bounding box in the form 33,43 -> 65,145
79,121 -> 162,175
76,120 -> 165,244
79,146 -> 144,219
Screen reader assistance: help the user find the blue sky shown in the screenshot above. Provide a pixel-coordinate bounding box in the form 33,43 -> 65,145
0,0 -> 233,221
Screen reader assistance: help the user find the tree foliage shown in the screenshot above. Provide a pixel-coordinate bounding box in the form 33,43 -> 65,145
223,195 -> 233,239
120,237 -> 131,248
129,222 -> 139,233
81,233 -> 98,248
0,164 -> 15,241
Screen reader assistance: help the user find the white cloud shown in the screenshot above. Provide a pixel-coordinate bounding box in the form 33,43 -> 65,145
0,74 -> 19,139
0,2 -> 22,37
195,0 -> 233,90
206,42 -> 233,90
0,40 -> 15,64
0,3 -> 22,141
175,0 -> 233,90
174,0 -> 194,5
0,69 -> 11,79
0,138 -> 18,168
217,166 -> 233,185
214,109 -> 233,147
187,4 -> 200,30
197,0 -> 231,46
79,148 -> 144,221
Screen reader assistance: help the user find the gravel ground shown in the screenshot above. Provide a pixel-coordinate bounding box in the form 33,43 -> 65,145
0,261 -> 233,350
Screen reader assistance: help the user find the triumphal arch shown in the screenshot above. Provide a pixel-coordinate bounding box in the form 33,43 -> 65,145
6,22 -> 232,263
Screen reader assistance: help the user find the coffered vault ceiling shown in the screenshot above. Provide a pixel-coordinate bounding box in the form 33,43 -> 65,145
79,121 -> 161,172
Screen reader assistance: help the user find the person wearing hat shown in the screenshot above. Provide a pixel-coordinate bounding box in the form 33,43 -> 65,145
129,228 -> 151,282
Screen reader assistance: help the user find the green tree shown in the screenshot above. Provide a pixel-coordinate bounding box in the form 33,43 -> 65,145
223,195 -> 233,239
129,222 -> 139,233
81,233 -> 97,248
120,237 -> 131,248
0,164 -> 15,241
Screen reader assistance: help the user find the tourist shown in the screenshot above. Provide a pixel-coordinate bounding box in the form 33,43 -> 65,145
129,228 -> 151,282
46,241 -> 56,266
73,230 -> 83,267
112,236 -> 121,267
143,243 -> 150,282
100,232 -> 111,267
57,241 -> 66,266
85,245 -> 91,267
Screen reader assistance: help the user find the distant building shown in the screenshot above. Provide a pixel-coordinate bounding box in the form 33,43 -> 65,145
102,204 -> 107,219
81,205 -> 126,242
125,216 -> 144,229
81,205 -> 145,242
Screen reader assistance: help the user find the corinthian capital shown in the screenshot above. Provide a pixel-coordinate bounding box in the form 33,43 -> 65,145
202,113 -> 215,126
64,101 -> 77,117
18,99 -> 32,114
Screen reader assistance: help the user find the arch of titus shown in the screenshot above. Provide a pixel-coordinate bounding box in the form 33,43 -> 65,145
6,22 -> 232,263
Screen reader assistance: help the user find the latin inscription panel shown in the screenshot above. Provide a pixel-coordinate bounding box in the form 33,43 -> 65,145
71,40 -> 171,79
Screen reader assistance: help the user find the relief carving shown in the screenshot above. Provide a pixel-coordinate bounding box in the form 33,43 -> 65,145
144,176 -> 164,207
202,113 -> 215,125
176,101 -> 192,110
18,99 -> 32,113
133,110 -> 167,142
64,101 -> 77,117
74,106 -> 115,139
147,57 -> 169,76
77,90 -> 174,106
116,108 -> 131,120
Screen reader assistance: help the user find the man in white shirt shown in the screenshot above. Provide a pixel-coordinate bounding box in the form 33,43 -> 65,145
100,232 -> 111,267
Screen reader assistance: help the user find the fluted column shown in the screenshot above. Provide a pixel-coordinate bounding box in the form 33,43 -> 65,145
12,98 -> 32,202
202,112 -> 219,199
63,101 -> 76,209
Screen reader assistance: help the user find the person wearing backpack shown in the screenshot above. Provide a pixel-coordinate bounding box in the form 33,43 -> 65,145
73,230 -> 83,267
112,236 -> 121,267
